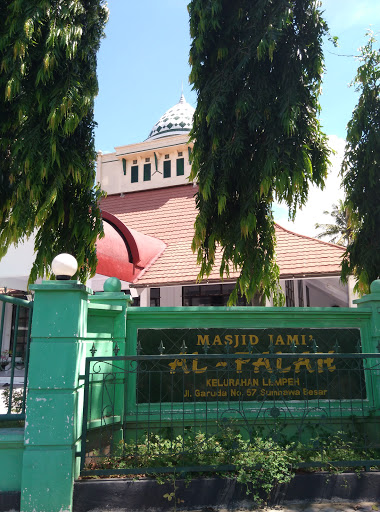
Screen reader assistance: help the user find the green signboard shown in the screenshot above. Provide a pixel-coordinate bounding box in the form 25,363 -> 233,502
136,328 -> 364,403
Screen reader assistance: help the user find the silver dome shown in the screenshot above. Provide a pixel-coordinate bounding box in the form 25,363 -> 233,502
146,94 -> 195,141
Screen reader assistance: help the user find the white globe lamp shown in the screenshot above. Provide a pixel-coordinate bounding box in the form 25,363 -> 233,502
52,253 -> 78,280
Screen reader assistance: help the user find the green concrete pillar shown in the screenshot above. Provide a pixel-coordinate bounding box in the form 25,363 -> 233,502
354,279 -> 380,411
355,280 -> 380,351
86,278 -> 131,449
20,280 -> 91,512
88,276 -> 131,358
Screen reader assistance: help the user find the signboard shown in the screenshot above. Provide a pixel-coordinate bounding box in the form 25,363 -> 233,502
136,328 -> 364,403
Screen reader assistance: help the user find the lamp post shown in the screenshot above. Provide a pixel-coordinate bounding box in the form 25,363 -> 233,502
51,253 -> 78,280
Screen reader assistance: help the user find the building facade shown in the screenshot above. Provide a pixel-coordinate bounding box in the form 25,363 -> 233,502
96,93 -> 355,309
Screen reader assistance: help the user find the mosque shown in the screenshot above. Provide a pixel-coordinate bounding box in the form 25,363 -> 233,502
0,93 -> 357,374
95,93 -> 354,308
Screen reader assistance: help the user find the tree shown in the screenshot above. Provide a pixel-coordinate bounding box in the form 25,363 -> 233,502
188,0 -> 331,305
0,0 -> 108,284
341,31 -> 380,294
315,200 -> 352,246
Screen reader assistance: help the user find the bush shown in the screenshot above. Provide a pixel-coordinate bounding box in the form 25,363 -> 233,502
1,387 -> 24,414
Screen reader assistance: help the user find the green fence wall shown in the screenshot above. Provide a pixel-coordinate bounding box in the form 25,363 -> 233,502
0,428 -> 24,492
0,278 -> 379,511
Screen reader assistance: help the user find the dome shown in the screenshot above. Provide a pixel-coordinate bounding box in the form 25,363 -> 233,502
146,93 -> 195,141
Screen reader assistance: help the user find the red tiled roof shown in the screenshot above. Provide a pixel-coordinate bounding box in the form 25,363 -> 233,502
100,184 -> 345,286
275,224 -> 345,278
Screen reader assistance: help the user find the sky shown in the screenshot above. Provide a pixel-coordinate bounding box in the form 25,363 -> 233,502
94,0 -> 380,239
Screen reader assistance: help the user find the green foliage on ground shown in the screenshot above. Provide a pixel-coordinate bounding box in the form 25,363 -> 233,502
89,429 -> 296,504
341,31 -> 380,294
87,428 -> 380,504
188,0 -> 331,305
1,387 -> 24,414
0,1 -> 108,284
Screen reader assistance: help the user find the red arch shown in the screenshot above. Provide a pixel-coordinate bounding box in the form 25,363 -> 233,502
101,210 -> 141,264
96,210 -> 166,283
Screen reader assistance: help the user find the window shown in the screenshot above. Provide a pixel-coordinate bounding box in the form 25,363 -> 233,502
182,284 -> 248,306
130,296 -> 140,307
285,280 -> 295,307
145,157 -> 150,162
150,288 -> 160,307
144,163 -> 151,181
163,160 -> 171,178
306,286 -> 310,307
298,280 -> 304,307
176,157 -> 184,176
165,154 -> 169,159
10,305 -> 30,360
178,151 -> 183,156
126,289 -> 140,307
133,159 -> 137,165
131,165 -> 138,183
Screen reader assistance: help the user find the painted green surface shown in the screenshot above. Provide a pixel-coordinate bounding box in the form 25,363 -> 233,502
22,446 -> 76,512
176,157 -> 184,175
29,281 -> 92,339
86,291 -> 130,436
163,159 -> 171,178
21,280 -> 91,512
0,294 -> 33,307
123,305 -> 374,417
143,163 -> 151,181
27,340 -> 82,389
0,428 -> 24,491
80,283 -> 380,477
131,165 -> 138,183
355,282 -> 380,410
25,391 -> 78,445
4,277 -> 379,507
18,280 -> 131,511
103,277 -> 122,293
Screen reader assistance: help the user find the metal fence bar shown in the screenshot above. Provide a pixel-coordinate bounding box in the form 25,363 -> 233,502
0,301 -> 5,355
80,351 -> 380,476
80,358 -> 91,473
21,307 -> 33,415
0,295 -> 33,421
7,305 -> 20,414
0,294 -> 33,307
85,353 -> 380,360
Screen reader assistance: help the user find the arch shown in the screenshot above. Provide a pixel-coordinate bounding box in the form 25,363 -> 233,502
96,210 -> 166,283
101,210 -> 141,264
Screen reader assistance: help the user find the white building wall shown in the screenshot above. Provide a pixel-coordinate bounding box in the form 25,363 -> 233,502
139,288 -> 150,307
275,277 -> 351,308
150,279 -> 352,308
0,237 -> 37,291
307,285 -> 335,307
347,276 -> 359,308
98,135 -> 193,196
160,286 -> 182,307
1,303 -> 13,353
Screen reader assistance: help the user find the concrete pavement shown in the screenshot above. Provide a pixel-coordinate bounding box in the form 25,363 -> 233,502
259,502 -> 380,512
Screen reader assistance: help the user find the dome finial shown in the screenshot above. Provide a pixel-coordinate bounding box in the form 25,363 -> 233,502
179,85 -> 186,104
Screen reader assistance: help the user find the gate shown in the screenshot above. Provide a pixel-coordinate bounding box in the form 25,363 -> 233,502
0,294 -> 33,420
